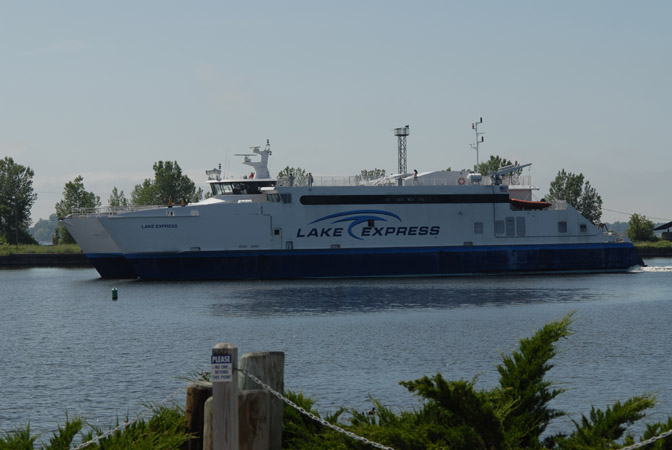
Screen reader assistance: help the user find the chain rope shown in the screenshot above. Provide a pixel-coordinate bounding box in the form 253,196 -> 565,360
237,368 -> 395,450
70,385 -> 185,450
619,428 -> 672,450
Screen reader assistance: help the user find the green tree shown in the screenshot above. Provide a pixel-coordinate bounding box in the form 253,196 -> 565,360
108,186 -> 129,208
131,161 -> 203,206
277,166 -> 309,186
54,176 -> 101,244
628,213 -> 657,242
28,213 -> 58,243
547,169 -> 603,224
0,157 -> 38,245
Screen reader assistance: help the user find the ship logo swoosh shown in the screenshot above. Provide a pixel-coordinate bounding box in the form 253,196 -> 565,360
309,210 -> 402,240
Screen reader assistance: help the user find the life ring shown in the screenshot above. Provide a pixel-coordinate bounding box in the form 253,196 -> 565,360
458,177 -> 465,185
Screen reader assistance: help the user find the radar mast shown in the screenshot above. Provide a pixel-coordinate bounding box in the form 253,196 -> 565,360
470,117 -> 485,169
234,139 -> 272,179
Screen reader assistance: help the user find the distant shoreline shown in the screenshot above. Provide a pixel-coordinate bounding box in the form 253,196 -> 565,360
635,246 -> 672,257
0,253 -> 91,267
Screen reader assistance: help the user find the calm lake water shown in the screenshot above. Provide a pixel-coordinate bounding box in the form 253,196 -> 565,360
1,258 -> 672,441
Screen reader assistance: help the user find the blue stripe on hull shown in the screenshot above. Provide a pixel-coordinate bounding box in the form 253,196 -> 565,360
86,254 -> 139,279
124,243 -> 644,281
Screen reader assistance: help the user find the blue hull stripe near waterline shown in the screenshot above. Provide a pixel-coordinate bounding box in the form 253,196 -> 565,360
117,243 -> 644,281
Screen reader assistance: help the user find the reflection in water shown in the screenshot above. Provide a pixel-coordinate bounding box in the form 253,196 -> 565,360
207,279 -> 596,317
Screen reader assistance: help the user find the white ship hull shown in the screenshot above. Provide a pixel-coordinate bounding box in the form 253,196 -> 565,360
84,185 -> 642,280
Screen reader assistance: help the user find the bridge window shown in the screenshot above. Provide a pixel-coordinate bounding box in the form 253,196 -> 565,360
267,193 -> 281,203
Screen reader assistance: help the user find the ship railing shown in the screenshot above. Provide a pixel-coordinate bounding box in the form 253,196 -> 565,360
314,175 -> 396,187
277,175 -> 395,187
274,174 -> 534,188
69,205 -> 166,217
481,174 -> 533,186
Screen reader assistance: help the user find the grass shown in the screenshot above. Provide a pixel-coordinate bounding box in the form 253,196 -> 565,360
0,244 -> 82,256
634,239 -> 672,249
633,239 -> 672,256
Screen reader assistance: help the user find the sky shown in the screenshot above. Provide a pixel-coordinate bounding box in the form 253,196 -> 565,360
1,1 -> 671,225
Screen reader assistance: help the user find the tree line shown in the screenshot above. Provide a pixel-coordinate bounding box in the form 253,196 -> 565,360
0,154 -> 664,246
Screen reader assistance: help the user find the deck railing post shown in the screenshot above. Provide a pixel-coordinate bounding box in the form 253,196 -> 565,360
212,343 -> 239,450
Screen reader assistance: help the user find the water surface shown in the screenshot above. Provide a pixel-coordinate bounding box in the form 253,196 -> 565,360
1,259 -> 671,440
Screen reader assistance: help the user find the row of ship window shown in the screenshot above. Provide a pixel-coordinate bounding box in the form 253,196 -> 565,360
476,218 -> 587,236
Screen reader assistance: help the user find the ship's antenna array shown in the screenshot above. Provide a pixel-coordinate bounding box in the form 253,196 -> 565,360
394,125 -> 410,182
470,117 -> 484,169
234,139 -> 272,179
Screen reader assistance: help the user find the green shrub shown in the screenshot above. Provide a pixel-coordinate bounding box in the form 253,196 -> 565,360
280,312 -> 672,450
0,406 -> 189,450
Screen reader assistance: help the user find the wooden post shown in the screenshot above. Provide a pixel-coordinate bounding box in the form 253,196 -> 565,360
205,391 -> 270,450
239,390 -> 270,450
238,352 -> 285,450
185,381 -> 213,450
204,397 -> 213,450
212,343 -> 239,450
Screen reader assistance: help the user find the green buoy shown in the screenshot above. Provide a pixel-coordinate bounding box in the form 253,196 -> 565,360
112,288 -> 118,300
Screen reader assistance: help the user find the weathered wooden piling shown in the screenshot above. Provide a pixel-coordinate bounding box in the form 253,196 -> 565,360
204,388 -> 276,450
238,352 -> 285,450
185,381 -> 213,450
238,390 -> 271,450
199,348 -> 285,450
204,397 -> 214,450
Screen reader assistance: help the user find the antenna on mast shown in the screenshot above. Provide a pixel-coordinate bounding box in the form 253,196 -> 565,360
470,117 -> 485,169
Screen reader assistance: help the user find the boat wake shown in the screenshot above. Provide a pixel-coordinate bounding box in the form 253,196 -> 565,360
631,265 -> 672,273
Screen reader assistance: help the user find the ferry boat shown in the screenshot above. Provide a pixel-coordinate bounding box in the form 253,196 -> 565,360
63,138 -> 643,280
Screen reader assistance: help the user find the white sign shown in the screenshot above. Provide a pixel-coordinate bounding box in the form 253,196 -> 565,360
211,354 -> 233,383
